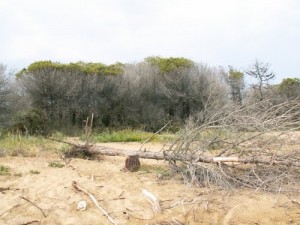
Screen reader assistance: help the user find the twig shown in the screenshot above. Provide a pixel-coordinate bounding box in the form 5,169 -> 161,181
0,204 -> 21,217
274,186 -> 282,207
166,200 -> 184,209
20,220 -> 39,225
84,113 -> 94,146
72,181 -> 117,224
118,191 -> 124,198
181,201 -> 186,215
45,137 -> 78,147
139,120 -> 172,151
291,199 -> 300,207
20,196 -> 46,217
127,212 -> 153,220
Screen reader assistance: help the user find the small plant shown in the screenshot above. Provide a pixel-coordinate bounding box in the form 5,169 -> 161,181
29,170 -> 40,174
0,165 -> 10,176
14,173 -> 22,177
48,161 -> 64,168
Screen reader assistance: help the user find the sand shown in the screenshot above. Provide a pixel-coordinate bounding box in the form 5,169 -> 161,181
0,142 -> 299,225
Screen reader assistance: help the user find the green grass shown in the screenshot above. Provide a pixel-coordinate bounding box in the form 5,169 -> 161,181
88,130 -> 176,143
0,165 -> 10,176
0,130 -> 176,158
0,133 -> 68,157
48,161 -> 64,168
50,131 -> 67,141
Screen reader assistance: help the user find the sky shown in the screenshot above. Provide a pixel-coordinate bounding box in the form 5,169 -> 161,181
0,0 -> 299,83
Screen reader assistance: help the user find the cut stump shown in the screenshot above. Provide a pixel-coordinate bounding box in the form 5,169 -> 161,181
124,154 -> 141,172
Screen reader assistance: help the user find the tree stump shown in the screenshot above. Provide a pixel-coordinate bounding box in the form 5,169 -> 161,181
124,154 -> 141,172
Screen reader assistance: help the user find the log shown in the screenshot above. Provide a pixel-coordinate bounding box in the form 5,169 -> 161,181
88,145 -> 300,167
89,146 -> 207,161
213,157 -> 239,162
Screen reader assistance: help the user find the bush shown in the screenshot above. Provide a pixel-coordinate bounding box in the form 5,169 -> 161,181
9,108 -> 48,135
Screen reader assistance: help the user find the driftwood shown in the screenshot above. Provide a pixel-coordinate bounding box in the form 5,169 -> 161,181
20,196 -> 46,217
72,181 -> 117,225
142,189 -> 161,214
87,145 -> 300,168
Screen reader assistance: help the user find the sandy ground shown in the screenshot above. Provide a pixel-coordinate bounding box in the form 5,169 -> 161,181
0,142 -> 299,225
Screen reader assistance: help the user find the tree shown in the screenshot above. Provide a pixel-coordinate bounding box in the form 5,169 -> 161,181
18,61 -> 124,133
0,64 -> 10,127
145,56 -> 194,74
223,66 -> 244,104
246,59 -> 275,101
279,78 -> 300,100
15,58 -> 228,133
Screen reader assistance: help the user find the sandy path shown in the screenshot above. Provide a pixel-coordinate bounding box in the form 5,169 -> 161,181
0,142 -> 299,225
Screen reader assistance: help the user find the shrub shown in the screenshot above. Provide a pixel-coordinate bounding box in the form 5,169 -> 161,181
0,165 -> 10,176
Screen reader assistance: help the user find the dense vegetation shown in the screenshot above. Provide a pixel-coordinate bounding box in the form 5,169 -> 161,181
0,57 -> 299,135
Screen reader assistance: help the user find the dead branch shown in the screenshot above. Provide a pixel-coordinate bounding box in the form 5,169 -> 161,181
45,137 -> 78,147
72,181 -> 117,225
0,204 -> 21,217
83,113 -> 94,146
165,99 -> 300,191
48,100 -> 300,191
20,196 -> 46,217
139,120 -> 172,151
142,189 -> 161,214
20,221 -> 39,225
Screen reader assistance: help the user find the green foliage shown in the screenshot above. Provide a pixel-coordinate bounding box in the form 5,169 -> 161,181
145,56 -> 194,74
10,108 -> 48,135
27,61 -> 63,73
279,78 -> 300,99
228,67 -> 244,80
50,131 -> 66,141
21,60 -> 124,77
78,62 -> 124,75
48,161 -> 64,168
12,58 -> 225,132
15,68 -> 27,78
89,130 -> 175,143
226,66 -> 244,103
0,165 -> 10,176
0,134 -> 67,156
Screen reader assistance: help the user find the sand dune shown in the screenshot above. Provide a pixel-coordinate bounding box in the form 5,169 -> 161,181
0,143 -> 299,225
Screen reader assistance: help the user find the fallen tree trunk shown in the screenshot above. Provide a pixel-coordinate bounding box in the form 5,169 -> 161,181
88,145 -> 300,167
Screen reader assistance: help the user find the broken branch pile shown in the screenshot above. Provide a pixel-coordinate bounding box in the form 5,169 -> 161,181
164,99 -> 300,191
63,100 -> 300,191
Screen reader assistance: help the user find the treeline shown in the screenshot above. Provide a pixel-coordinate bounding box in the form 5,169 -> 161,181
0,57 -> 299,135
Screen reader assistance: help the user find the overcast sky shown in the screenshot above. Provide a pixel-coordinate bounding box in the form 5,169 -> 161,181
0,0 -> 299,83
